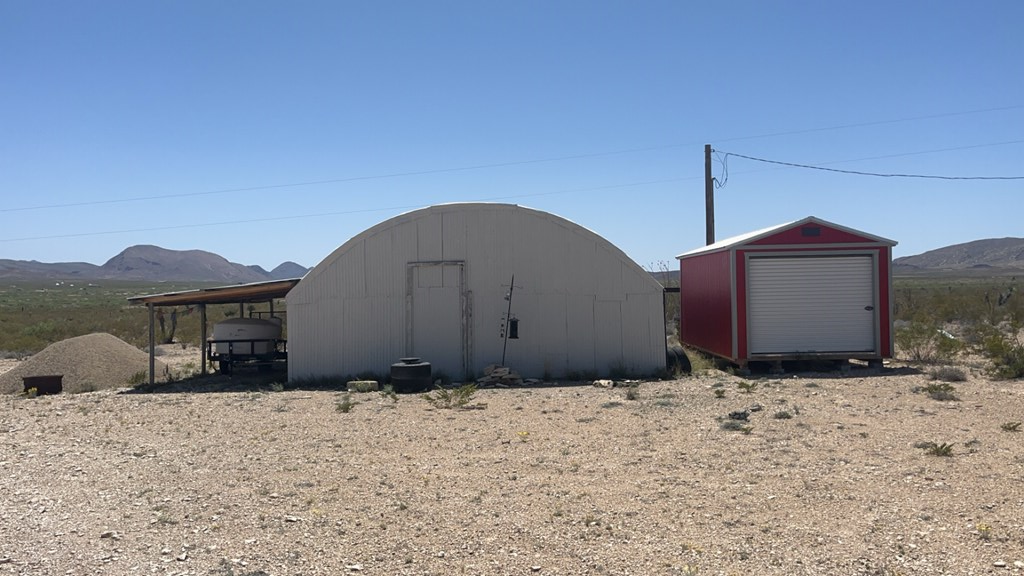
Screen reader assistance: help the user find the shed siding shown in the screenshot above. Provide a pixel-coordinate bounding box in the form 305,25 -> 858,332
679,251 -> 733,359
288,204 -> 664,380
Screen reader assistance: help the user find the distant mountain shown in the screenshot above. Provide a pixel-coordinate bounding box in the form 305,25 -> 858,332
0,245 -> 309,282
269,261 -> 309,280
894,237 -> 1024,275
0,259 -> 102,280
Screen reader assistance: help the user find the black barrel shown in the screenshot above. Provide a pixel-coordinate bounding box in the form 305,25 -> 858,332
390,357 -> 432,393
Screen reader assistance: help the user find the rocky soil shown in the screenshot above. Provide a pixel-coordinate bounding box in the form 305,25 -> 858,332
1,360 -> 1023,575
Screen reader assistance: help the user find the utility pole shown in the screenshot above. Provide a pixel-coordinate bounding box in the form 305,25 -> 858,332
705,144 -> 714,246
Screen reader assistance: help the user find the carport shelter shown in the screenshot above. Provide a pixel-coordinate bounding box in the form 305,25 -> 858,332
128,278 -> 300,385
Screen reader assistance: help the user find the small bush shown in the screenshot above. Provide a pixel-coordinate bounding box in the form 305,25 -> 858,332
714,389 -> 726,399
719,420 -> 752,433
422,383 -> 479,409
624,384 -> 640,401
896,321 -> 964,362
1000,421 -> 1022,432
685,348 -> 715,374
917,441 -> 954,457
917,382 -> 959,402
335,394 -> 358,413
737,381 -> 758,394
773,410 -> 793,420
380,385 -> 398,403
927,366 -> 967,383
127,370 -> 148,386
979,330 -> 1024,380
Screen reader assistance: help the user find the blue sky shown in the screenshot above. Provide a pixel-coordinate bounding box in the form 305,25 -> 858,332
2,1 -> 1021,271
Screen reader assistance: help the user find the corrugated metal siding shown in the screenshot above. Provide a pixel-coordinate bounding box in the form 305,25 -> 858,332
678,251 -> 733,359
287,204 -> 665,380
747,256 -> 876,354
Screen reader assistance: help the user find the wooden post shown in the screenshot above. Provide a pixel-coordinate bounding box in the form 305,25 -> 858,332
705,144 -> 715,246
200,303 -> 207,375
147,303 -> 155,385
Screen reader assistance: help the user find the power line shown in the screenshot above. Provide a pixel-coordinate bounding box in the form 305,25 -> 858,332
0,147 -> 689,213
717,147 -> 1024,180
4,104 -> 1021,213
713,104 -> 1024,144
0,176 -> 693,243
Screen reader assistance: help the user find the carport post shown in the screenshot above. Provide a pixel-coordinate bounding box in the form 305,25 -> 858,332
147,303 -> 155,386
200,303 -> 207,375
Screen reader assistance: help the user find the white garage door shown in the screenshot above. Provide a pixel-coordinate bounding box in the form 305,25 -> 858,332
748,256 -> 876,354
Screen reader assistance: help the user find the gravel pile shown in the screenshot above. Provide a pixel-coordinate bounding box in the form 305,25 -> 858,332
0,366 -> 1022,574
0,332 -> 166,395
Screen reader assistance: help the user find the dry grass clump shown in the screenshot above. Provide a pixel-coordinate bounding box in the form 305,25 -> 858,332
927,366 -> 967,382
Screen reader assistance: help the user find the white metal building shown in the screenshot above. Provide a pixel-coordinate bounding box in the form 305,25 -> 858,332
286,203 -> 666,381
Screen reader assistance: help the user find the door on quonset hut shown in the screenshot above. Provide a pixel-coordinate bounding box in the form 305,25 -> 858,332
406,261 -> 468,379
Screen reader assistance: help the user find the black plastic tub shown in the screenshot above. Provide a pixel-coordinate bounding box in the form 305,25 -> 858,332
390,357 -> 432,393
23,375 -> 63,395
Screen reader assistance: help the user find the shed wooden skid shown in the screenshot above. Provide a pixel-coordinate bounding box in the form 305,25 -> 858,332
676,216 -> 896,368
287,203 -> 666,381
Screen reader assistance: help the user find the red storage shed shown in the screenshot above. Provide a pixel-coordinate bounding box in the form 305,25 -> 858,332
676,216 -> 897,369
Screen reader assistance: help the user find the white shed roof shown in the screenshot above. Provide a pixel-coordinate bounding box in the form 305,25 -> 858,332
676,216 -> 897,259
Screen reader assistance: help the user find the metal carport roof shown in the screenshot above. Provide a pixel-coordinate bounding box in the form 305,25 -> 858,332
128,278 -> 302,385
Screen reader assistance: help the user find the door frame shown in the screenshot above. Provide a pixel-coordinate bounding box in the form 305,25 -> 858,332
743,250 -> 880,358
405,260 -> 470,378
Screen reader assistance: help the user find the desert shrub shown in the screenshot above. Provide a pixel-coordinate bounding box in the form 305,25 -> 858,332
684,348 -> 715,374
927,366 -> 967,382
624,384 -> 640,401
773,410 -> 793,419
917,441 -> 954,457
422,383 -> 479,409
719,420 -> 752,434
895,320 -> 963,362
978,329 -> 1024,380
1000,421 -> 1021,432
917,382 -> 960,401
736,381 -> 758,394
127,370 -> 148,386
335,394 -> 358,413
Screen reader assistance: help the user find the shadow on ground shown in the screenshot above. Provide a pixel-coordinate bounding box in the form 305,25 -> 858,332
736,359 -> 924,380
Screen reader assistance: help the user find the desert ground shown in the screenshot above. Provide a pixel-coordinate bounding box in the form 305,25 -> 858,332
1,351 -> 1023,576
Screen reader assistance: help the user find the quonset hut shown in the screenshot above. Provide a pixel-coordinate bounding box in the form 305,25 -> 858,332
676,216 -> 896,369
287,203 -> 666,381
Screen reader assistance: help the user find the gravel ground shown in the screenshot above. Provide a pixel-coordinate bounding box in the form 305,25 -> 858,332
1,363 -> 1023,575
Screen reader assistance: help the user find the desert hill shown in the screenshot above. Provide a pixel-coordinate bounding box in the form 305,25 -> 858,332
0,245 -> 308,282
893,237 -> 1024,275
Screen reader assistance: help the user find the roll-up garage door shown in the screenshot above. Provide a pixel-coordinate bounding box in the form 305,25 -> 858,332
748,256 -> 876,354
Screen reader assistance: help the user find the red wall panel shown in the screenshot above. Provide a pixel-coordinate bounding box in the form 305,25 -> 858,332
679,251 -> 733,359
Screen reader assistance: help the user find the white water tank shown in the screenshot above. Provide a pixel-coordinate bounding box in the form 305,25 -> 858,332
213,317 -> 282,355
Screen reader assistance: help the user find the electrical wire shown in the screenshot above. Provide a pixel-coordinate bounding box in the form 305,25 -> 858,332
3,104 -> 1021,213
716,148 -> 1024,180
0,176 -> 694,243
